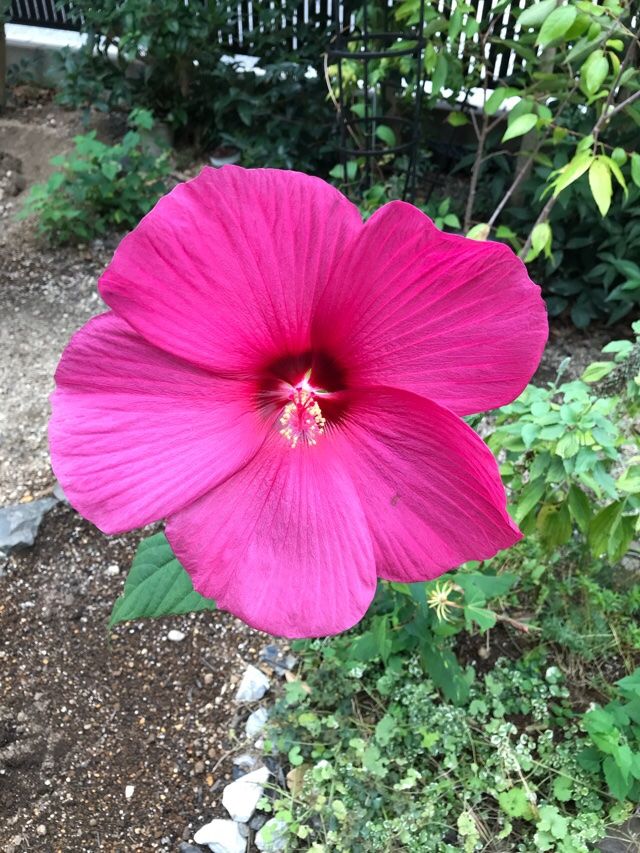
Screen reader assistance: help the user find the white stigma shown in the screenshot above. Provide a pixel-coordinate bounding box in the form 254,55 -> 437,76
279,387 -> 326,449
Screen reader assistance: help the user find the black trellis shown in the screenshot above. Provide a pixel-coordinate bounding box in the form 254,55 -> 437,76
327,0 -> 426,203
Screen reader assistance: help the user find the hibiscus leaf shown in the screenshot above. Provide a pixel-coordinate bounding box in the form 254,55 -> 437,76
109,531 -> 216,627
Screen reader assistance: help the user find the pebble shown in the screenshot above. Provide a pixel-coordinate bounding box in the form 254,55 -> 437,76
260,644 -> 297,675
245,706 -> 269,738
36,825 -> 47,837
235,665 -> 270,702
106,564 -> 120,576
0,497 -> 57,556
204,672 -> 214,686
167,629 -> 186,642
179,845 -> 202,853
221,765 -> 270,823
125,785 -> 135,799
255,817 -> 288,852
193,818 -> 246,853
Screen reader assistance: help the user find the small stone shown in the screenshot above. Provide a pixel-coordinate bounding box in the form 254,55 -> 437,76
106,564 -> 120,576
0,497 -> 57,556
249,813 -> 267,832
222,765 -> 270,823
235,665 -> 270,702
233,753 -> 257,770
53,481 -> 68,503
179,845 -> 202,853
260,644 -> 297,675
168,629 -> 186,642
204,672 -> 214,686
245,706 -> 269,738
193,819 -> 245,853
194,760 -> 205,774
255,818 -> 288,852
125,785 -> 135,799
36,825 -> 47,837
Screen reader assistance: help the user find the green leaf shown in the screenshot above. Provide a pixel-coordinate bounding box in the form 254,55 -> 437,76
582,50 -> 609,96
567,485 -> 591,533
526,222 -> 552,262
603,755 -> 632,800
581,360 -> 615,382
537,5 -> 577,47
589,158 -> 612,217
552,151 -> 594,196
502,113 -> 538,143
420,642 -> 471,705
518,0 -> 557,29
499,786 -> 535,820
447,111 -> 469,127
588,500 -> 624,558
631,153 -> 640,189
431,52 -> 448,95
466,223 -> 490,240
514,477 -> 546,523
484,87 -> 517,116
109,532 -> 217,627
375,124 -> 397,147
536,502 -> 572,548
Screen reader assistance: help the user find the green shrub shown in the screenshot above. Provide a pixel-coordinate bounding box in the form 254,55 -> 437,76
22,109 -> 171,243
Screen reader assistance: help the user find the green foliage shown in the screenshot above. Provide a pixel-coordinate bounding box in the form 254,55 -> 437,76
264,653 -> 628,851
22,109 -> 171,243
581,669 -> 640,802
110,532 -> 215,627
486,328 -> 640,563
55,0 -> 335,169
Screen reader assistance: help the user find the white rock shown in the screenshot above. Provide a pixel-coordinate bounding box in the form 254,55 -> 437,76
235,665 -> 270,702
255,818 -> 288,852
167,629 -> 186,642
233,752 -> 257,771
222,765 -> 270,823
193,819 -> 245,853
245,706 -> 269,738
125,785 -> 135,799
106,564 -> 120,576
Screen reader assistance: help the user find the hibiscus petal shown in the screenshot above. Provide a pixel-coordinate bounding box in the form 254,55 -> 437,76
314,201 -> 548,416
165,434 -> 377,638
331,387 -> 521,581
50,313 -> 269,534
99,166 -> 363,374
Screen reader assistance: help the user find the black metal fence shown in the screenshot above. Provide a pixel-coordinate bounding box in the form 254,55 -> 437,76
9,0 -> 79,30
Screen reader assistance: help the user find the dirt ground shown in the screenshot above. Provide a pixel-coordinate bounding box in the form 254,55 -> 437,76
0,91 -> 633,852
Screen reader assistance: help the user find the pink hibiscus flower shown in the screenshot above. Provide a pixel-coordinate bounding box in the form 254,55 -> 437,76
49,166 -> 547,638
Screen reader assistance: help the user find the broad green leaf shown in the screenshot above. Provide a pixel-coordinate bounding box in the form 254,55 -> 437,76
484,87 -> 518,116
581,360 -> 615,382
537,5 -> 577,47
499,787 -> 535,820
588,500 -> 624,558
603,755 -> 632,800
502,113 -> 538,143
431,52 -> 448,95
567,485 -> 591,533
536,502 -> 572,548
552,151 -> 593,196
420,642 -> 471,705
617,466 -> 640,494
447,111 -> 469,127
467,223 -> 490,240
581,50 -> 609,96
518,0 -> 557,29
514,477 -> 546,523
375,124 -> 397,147
631,153 -> 640,189
109,532 -> 217,627
526,222 -> 552,262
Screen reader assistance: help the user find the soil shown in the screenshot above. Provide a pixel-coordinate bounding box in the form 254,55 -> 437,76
0,90 -> 634,852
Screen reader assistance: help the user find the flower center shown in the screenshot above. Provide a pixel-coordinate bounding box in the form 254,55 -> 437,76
279,384 -> 326,449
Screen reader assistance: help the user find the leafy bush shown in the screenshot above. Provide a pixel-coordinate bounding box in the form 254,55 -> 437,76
56,0 -> 335,168
22,109 -> 171,243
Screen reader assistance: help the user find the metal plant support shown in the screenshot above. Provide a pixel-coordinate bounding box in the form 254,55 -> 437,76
327,0 -> 426,202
